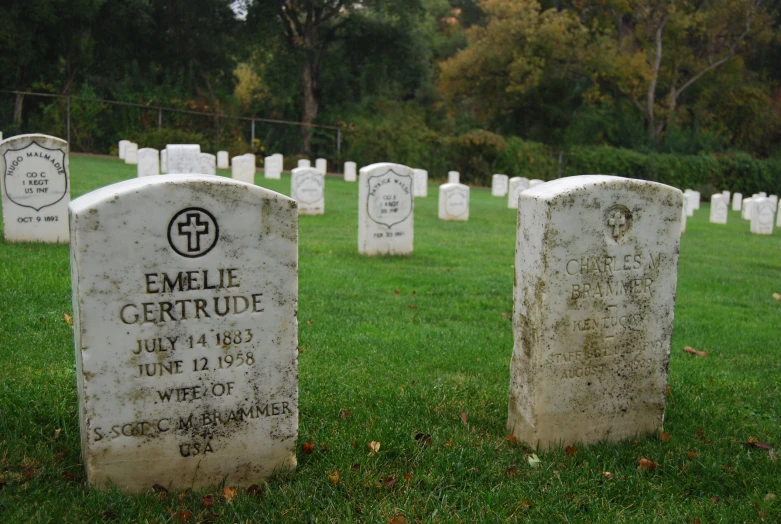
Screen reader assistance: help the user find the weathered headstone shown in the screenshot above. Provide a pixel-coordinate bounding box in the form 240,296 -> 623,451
69,174 -> 298,493
438,183 -> 470,221
684,189 -> 701,211
167,145 -> 202,174
768,194 -> 778,212
290,167 -> 324,215
721,190 -> 730,203
742,197 -> 754,220
263,155 -> 281,180
447,171 -> 459,184
344,161 -> 357,182
137,148 -> 160,177
217,151 -> 229,169
758,191 -> 767,198
732,192 -> 742,211
0,134 -> 70,243
508,175 -> 682,449
680,195 -> 687,233
125,143 -> 139,165
413,169 -> 428,197
119,140 -> 130,160
231,156 -> 255,184
750,197 -> 774,235
507,177 -> 530,209
297,159 -> 311,168
709,194 -> 728,224
358,163 -> 414,255
199,153 -> 217,176
161,149 -> 168,174
528,179 -> 544,188
492,174 -> 509,197
315,158 -> 327,174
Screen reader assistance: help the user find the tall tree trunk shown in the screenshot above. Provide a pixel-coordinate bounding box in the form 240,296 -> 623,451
301,50 -> 319,155
13,93 -> 24,124
646,15 -> 667,145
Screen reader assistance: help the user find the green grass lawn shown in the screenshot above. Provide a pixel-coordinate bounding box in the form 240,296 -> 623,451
1,155 -> 779,522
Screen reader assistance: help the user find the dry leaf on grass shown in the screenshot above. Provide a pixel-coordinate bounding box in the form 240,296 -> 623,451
327,470 -> 340,486
382,476 -> 397,489
223,485 -> 236,502
301,442 -> 314,455
367,441 -> 380,455
202,495 -> 213,507
637,458 -> 659,471
746,437 -> 774,451
460,412 -> 468,425
408,304 -> 418,310
660,432 -> 671,442
683,346 -> 708,357
773,293 -> 781,300
688,451 -> 697,459
527,454 -> 541,468
63,313 -> 73,327
565,445 -> 578,456
505,467 -> 519,478
602,471 -> 614,480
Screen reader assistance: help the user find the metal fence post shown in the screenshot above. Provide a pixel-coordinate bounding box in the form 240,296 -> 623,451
251,119 -> 255,146
337,127 -> 341,157
67,96 -> 71,146
558,151 -> 563,179
158,107 -> 162,129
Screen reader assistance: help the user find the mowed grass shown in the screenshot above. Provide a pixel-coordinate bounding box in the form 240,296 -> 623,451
0,155 -> 779,522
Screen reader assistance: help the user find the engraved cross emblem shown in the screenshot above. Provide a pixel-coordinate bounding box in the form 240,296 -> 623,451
177,212 -> 210,252
607,210 -> 626,238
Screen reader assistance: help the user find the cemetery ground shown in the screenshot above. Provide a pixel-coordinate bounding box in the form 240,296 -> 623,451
1,156 -> 779,522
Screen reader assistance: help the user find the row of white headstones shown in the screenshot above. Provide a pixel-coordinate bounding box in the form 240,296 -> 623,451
1,133 -> 771,495
682,188 -> 779,235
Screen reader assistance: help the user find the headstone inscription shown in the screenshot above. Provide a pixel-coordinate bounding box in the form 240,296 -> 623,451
438,183 -> 470,221
709,194 -> 728,224
358,163 -> 414,255
413,169 -> 428,197
69,174 -> 299,493
231,156 -> 255,184
161,149 -> 168,174
291,167 -> 324,215
507,177 -> 530,209
119,140 -> 130,159
297,159 -> 311,168
732,192 -> 742,212
750,197 -> 774,235
492,174 -> 509,197
166,145 -> 202,174
344,161 -> 357,182
199,153 -> 217,176
0,134 -> 70,243
217,151 -> 229,169
137,148 -> 160,177
125,143 -> 139,165
315,158 -> 327,174
507,175 -> 682,449
447,171 -> 459,184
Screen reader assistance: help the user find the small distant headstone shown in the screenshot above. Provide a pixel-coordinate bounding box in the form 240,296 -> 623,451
709,194 -> 728,224
315,158 -> 327,174
750,197 -> 774,235
721,190 -> 730,203
508,175 -> 682,449
231,156 -> 255,184
291,167 -> 324,215
768,195 -> 778,212
732,192 -> 742,211
199,153 -> 216,176
413,169 -> 427,197
507,177 -> 530,209
137,148 -> 160,177
119,140 -> 130,159
264,155 -> 281,179
298,159 -> 311,168
447,171 -> 459,184
681,195 -> 687,233
125,143 -> 139,165
161,149 -> 168,174
217,151 -> 229,169
528,179 -> 544,188
758,191 -> 767,198
742,198 -> 754,220
438,183 -> 470,221
684,189 -> 701,210
344,161 -> 357,182
167,145 -> 202,174
0,134 -> 70,243
69,174 -> 298,493
358,163 -> 414,255
492,174 -> 509,197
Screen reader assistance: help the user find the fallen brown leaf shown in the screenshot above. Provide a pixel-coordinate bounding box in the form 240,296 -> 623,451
408,304 -> 418,310
172,510 -> 192,522
637,458 -> 659,471
565,445 -> 578,456
506,434 -> 518,446
505,467 -> 519,478
320,443 -> 328,453
62,472 -> 77,482
393,289 -> 400,295
340,408 -> 351,420
223,485 -> 236,502
660,432 -> 670,442
351,439 -> 358,449
445,440 -> 452,447
202,495 -> 213,507
246,484 -> 264,496
382,476 -> 397,489
306,319 -> 313,325
460,412 -> 468,425
746,436 -> 773,450
711,497 -> 719,504
63,312 -> 73,327
327,470 -> 340,486
388,516 -> 407,524
602,471 -> 614,480
152,483 -> 169,494
351,464 -> 360,472
773,293 -> 781,300
501,312 -> 509,318
688,451 -> 697,459
403,472 -> 413,482
683,346 -> 708,357
367,441 -> 381,455
302,442 -> 314,455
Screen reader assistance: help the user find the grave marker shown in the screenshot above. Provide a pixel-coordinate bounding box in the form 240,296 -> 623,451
291,167 -> 324,215
507,177 -> 530,209
315,158 -> 327,174
709,194 -> 727,224
137,148 -> 160,177
119,140 -> 130,159
125,143 -> 138,165
492,174 -> 508,197
750,197 -> 774,235
413,169 -> 428,197
438,183 -> 470,221
528,179 -> 544,188
344,161 -> 357,182
231,156 -> 255,184
297,159 -> 311,168
161,149 -> 168,173
199,153 -> 216,176
217,151 -> 229,169
358,163 -> 414,255
732,192 -> 742,211
167,145 -> 201,174
447,171 -> 459,184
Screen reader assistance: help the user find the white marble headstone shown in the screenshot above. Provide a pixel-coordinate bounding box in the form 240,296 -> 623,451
344,161 -> 357,182
291,167 -> 324,215
507,177 -> 530,209
199,153 -> 216,176
680,195 -> 687,233
119,140 -> 130,160
297,159 -> 311,168
492,174 -> 508,197
508,175 -> 682,449
732,192 -> 742,212
528,179 -> 544,188
447,171 -> 459,184
721,190 -> 730,203
263,155 -> 281,179
231,156 -> 255,184
217,151 -> 229,169
125,143 -> 139,165
438,183 -> 470,221
413,169 -> 427,197
750,197 -> 774,235
69,174 -> 298,493
768,195 -> 778,212
742,198 -> 754,220
709,194 -> 728,224
0,134 -> 70,243
166,145 -> 202,174
315,158 -> 327,174
161,149 -> 168,174
358,163 -> 414,255
137,148 -> 160,177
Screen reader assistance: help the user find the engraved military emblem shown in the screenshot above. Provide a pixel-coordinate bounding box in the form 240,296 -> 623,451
3,141 -> 68,211
366,168 -> 413,228
757,202 -> 774,225
168,207 -> 219,258
445,188 -> 468,217
604,204 -> 632,243
294,173 -> 323,204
